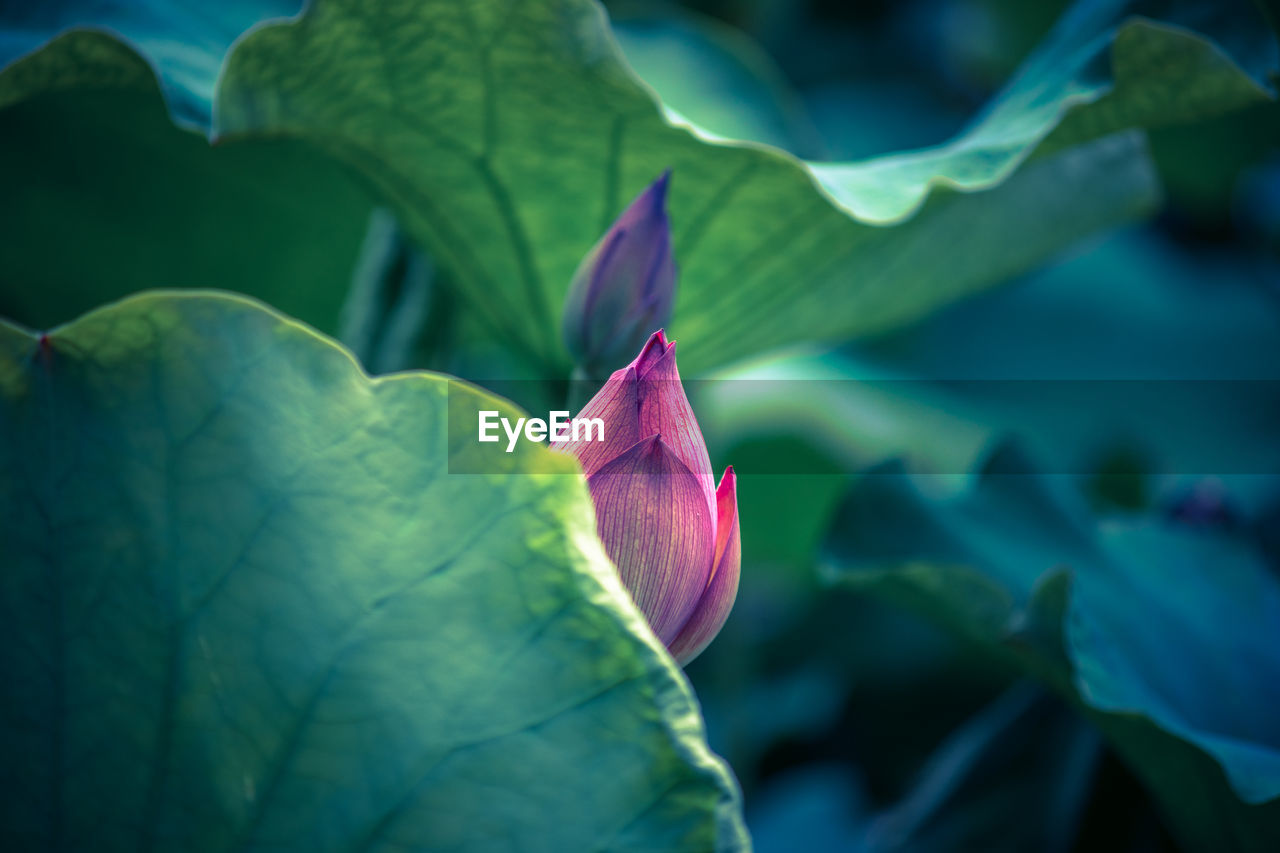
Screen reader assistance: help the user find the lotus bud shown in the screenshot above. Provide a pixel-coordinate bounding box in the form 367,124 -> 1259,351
553,330 -> 739,665
562,171 -> 676,375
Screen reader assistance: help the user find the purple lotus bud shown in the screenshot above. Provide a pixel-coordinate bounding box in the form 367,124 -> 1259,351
553,330 -> 739,665
562,171 -> 676,373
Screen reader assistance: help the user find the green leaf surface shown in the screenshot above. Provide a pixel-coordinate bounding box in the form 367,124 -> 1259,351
0,0 -> 299,130
211,0 -> 1190,373
611,11 -> 824,156
0,30 -> 375,335
0,291 -> 748,851
822,444 -> 1280,850
814,7 -> 1275,222
3,1 -> 1272,372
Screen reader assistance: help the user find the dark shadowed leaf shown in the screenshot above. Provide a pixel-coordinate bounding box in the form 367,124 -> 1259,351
822,444 -> 1280,850
0,0 -> 300,130
865,684 -> 1102,853
0,31 -> 374,335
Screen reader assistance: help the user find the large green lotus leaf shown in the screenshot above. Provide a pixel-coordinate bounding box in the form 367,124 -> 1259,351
697,223 -> 1280,579
814,5 -> 1276,222
0,292 -> 748,851
0,30 -> 375,335
821,445 -> 1280,850
611,11 -> 824,157
0,0 -> 299,130
3,1 -> 1270,373
211,0 -> 1271,374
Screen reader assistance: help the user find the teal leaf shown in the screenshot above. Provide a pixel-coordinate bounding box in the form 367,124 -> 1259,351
337,208 -> 441,375
700,225 -> 1280,516
0,0 -> 299,131
866,684 -> 1102,853
211,0 -> 1183,372
0,30 -> 374,335
1069,523 -> 1280,805
0,292 -> 748,851
822,443 -> 1280,849
1,0 -> 1273,371
611,11 -> 823,156
814,7 -> 1276,223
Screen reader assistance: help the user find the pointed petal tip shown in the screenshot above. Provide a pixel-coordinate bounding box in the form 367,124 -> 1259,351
650,328 -> 676,355
667,482 -> 741,665
633,329 -> 672,375
650,169 -> 672,199
628,170 -> 671,222
710,465 -> 739,575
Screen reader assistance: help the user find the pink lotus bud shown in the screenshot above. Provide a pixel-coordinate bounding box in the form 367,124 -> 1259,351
561,172 -> 676,374
553,330 -> 739,665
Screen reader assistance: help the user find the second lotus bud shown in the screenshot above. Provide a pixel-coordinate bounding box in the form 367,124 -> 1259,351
561,171 -> 676,375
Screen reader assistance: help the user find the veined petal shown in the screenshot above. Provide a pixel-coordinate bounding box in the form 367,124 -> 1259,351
668,467 -> 741,665
551,364 -> 640,477
586,434 -> 716,644
552,328 -> 712,496
635,336 -> 715,515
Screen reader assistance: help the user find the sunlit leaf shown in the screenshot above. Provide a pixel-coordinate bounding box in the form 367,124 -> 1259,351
3,1 -> 1272,372
0,291 -> 748,851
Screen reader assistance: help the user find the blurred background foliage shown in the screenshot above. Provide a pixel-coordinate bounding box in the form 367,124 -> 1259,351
2,0 -> 1279,850
649,2 -> 1280,850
